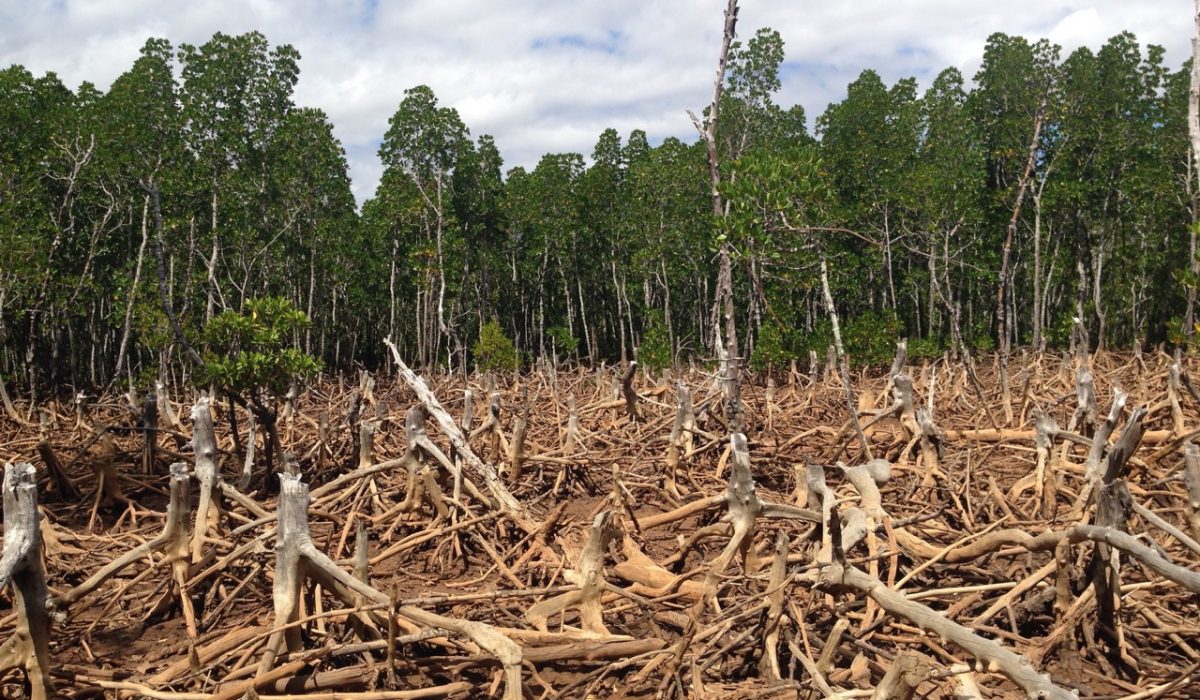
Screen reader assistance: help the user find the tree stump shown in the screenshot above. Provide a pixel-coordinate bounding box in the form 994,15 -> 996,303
0,463 -> 53,700
526,510 -> 619,634
191,395 -> 223,564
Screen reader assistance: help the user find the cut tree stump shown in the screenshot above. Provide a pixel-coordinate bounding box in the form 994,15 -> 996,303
526,510 -> 619,634
250,472 -> 525,700
0,463 -> 53,700
57,462 -> 194,635
190,394 -> 223,564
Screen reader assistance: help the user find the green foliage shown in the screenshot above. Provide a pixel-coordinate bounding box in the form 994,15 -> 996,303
794,313 -> 908,367
1164,315 -> 1200,350
546,325 -> 578,357
968,328 -> 997,352
907,337 -> 944,360
1172,258 -> 1200,347
842,310 -> 903,366
795,320 -> 833,359
197,297 -> 320,401
638,314 -> 673,371
473,319 -> 517,372
750,320 -> 790,372
0,24 -> 1195,389
1047,314 -> 1076,348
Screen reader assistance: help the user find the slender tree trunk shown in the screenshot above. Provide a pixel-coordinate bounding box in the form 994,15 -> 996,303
928,236 -> 938,340
306,250 -> 316,356
576,276 -> 592,362
388,239 -> 398,343
206,186 -> 220,322
611,261 -> 627,363
998,118 -> 1044,312
114,195 -> 152,383
690,0 -> 741,429
884,209 -> 896,311
820,255 -> 872,460
1093,242 -> 1107,350
435,175 -> 448,356
996,109 -> 1044,424
661,257 -> 675,359
1033,190 -> 1044,350
1187,0 -> 1200,342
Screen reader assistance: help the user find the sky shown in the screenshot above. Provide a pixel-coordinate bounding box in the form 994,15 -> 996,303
0,1 -> 1192,204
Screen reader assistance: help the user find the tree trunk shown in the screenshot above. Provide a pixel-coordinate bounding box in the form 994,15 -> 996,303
1188,0 -> 1200,341
820,255 -> 872,460
996,108 -> 1044,422
114,195 -> 151,383
0,463 -> 53,700
690,0 -> 741,428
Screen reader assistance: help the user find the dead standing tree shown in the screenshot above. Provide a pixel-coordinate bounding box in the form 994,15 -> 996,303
1186,0 -> 1200,337
689,0 -> 744,432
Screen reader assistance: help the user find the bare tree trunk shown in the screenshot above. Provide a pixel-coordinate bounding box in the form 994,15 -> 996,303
114,195 -> 151,382
1032,187 -> 1045,350
1188,0 -> 1200,341
0,463 -> 53,700
206,187 -> 222,322
997,107 -> 1045,422
820,255 -> 872,460
689,0 -> 741,430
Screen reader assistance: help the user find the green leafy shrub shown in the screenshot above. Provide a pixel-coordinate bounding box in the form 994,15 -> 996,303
842,310 -> 903,366
1047,314 -> 1076,349
546,325 -> 578,357
794,319 -> 828,352
967,327 -> 996,352
639,313 -> 673,370
907,336 -> 943,360
473,319 -> 518,372
197,297 -> 321,402
197,297 -> 321,475
750,320 -> 790,372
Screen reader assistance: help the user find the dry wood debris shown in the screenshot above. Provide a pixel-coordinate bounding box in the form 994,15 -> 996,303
2,348 -> 1200,698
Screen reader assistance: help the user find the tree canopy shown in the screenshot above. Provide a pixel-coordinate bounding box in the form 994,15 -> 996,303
0,27 -> 1195,391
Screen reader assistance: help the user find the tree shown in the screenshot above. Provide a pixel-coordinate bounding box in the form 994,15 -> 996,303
473,319 -> 518,372
198,296 -> 320,474
102,38 -> 183,382
1187,1 -> 1200,339
690,0 -> 742,430
818,70 -> 921,317
913,68 -> 985,345
178,31 -> 301,322
378,85 -> 470,368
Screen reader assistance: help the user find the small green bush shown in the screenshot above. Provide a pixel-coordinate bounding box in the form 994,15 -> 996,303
546,325 -> 578,357
1047,314 -> 1075,349
198,297 -> 321,402
750,320 -> 790,372
795,319 -> 832,358
473,319 -> 518,372
843,310 -> 903,366
639,314 -> 673,370
907,336 -> 943,360
967,329 -> 996,352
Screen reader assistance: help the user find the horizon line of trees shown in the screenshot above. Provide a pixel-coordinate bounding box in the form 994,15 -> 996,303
1,25 -> 1197,394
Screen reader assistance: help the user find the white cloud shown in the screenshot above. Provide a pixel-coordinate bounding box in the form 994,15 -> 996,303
0,0 -> 1190,204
